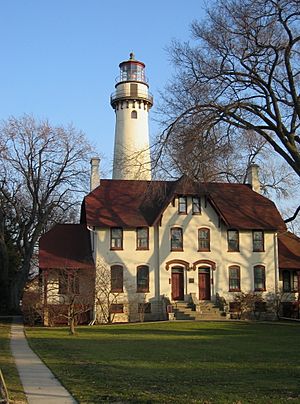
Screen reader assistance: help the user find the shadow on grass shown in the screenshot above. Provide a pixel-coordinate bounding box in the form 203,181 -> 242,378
26,322 -> 300,403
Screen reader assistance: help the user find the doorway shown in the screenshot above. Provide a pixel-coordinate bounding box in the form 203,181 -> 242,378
171,267 -> 184,300
198,267 -> 211,300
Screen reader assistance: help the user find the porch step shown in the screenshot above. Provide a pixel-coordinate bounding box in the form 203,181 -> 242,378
172,301 -> 226,321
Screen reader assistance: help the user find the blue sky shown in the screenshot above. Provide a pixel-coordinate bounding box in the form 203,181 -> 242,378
0,1 -> 206,175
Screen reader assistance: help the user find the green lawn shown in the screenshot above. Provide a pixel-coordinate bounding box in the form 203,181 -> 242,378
0,319 -> 27,403
26,321 -> 300,404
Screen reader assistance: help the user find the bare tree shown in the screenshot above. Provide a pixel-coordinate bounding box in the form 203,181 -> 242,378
158,0 -> 300,222
232,291 -> 266,319
0,115 -> 93,312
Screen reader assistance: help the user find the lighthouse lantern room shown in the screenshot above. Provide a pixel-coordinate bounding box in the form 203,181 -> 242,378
111,53 -> 153,180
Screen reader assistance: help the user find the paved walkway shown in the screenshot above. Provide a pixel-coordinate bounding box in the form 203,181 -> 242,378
10,317 -> 76,404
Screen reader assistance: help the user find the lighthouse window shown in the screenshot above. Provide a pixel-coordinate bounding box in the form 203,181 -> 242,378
131,110 -> 137,119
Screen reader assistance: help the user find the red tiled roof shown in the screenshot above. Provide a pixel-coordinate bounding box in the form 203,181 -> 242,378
81,179 -> 174,227
81,178 -> 286,231
278,232 -> 300,270
39,224 -> 94,270
207,184 -> 286,230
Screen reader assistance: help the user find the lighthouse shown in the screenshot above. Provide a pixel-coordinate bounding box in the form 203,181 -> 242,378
110,53 -> 153,180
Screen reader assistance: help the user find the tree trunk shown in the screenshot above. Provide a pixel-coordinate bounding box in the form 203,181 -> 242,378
0,210 -> 9,313
69,316 -> 76,335
8,273 -> 25,313
0,245 -> 9,312
69,302 -> 76,335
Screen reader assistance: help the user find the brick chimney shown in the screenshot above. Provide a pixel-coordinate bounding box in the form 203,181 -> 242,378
247,163 -> 261,193
90,157 -> 100,191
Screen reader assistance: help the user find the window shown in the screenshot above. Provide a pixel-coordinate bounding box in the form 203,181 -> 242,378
136,227 -> 149,250
254,301 -> 267,312
198,228 -> 210,251
254,265 -> 266,291
131,110 -> 137,119
109,304 -> 124,313
292,271 -> 300,292
283,270 -> 300,292
69,274 -> 80,294
227,230 -> 239,252
178,196 -> 187,214
111,265 -> 123,292
58,272 -> 79,295
282,270 -> 291,292
171,227 -> 183,251
137,265 -> 149,292
130,83 -> 138,95
58,273 -> 68,294
192,197 -> 201,214
229,266 -> 241,291
110,228 -> 123,250
253,230 -> 264,252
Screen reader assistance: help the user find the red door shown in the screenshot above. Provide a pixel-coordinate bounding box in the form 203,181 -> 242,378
172,270 -> 184,300
199,270 -> 211,300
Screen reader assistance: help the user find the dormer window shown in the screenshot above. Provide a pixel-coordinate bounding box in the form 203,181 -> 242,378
178,196 -> 187,214
192,197 -> 201,214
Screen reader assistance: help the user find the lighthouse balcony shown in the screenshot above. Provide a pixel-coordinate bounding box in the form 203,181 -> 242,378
110,90 -> 153,107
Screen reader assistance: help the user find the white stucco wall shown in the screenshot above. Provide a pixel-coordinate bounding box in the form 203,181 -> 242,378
93,195 -> 278,320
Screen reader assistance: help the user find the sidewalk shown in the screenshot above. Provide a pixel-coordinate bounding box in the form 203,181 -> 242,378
10,317 -> 76,404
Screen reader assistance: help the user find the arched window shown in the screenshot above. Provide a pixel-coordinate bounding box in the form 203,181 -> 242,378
137,265 -> 149,292
254,265 -> 266,291
170,227 -> 183,251
228,265 -> 241,291
198,228 -> 210,251
111,265 -> 123,292
131,110 -> 137,119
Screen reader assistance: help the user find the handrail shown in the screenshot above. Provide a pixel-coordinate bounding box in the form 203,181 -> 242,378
110,90 -> 153,105
115,75 -> 149,84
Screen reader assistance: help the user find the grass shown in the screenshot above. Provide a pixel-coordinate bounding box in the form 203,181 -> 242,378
26,321 -> 300,404
0,318 -> 27,403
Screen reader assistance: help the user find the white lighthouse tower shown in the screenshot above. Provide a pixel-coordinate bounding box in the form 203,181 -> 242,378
111,53 -> 153,180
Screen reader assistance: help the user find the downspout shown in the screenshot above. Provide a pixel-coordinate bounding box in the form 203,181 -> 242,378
154,223 -> 160,300
87,225 -> 97,325
274,232 -> 279,293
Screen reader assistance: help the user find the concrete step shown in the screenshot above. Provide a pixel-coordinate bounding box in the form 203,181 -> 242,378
172,301 -> 226,321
